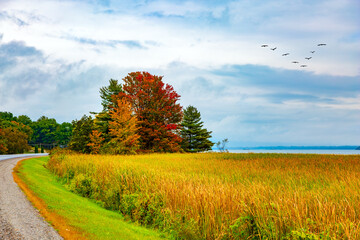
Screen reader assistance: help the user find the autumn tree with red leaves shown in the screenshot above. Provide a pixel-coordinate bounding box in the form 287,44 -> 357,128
115,72 -> 183,152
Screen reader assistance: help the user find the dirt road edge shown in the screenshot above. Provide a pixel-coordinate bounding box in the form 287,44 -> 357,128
12,157 -> 87,240
0,156 -> 62,240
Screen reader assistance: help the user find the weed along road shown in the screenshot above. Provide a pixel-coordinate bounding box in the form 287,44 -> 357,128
0,154 -> 62,240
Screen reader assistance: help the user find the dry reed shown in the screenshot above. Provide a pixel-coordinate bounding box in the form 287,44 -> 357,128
47,151 -> 360,239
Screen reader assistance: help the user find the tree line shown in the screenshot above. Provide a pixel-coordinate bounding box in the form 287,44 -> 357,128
0,71 -> 215,154
69,72 -> 214,154
0,112 -> 72,154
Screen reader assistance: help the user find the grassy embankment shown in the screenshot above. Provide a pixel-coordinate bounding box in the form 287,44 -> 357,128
45,151 -> 360,239
14,156 -> 165,240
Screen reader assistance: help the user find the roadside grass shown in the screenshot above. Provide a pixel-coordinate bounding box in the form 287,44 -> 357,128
14,156 -> 166,240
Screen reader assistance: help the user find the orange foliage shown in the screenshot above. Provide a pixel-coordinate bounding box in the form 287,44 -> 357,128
10,120 -> 33,137
0,128 -> 8,153
1,127 -> 30,153
108,98 -> 140,154
87,130 -> 104,154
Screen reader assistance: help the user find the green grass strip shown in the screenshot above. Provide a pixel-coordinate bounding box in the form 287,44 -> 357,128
16,156 -> 166,240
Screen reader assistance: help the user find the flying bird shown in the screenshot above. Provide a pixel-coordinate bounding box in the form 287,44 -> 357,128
300,65 -> 307,67
270,47 -> 277,50
282,53 -> 289,56
292,61 -> 299,63
310,51 -> 315,53
317,43 -> 326,46
305,57 -> 312,60
261,44 -> 268,47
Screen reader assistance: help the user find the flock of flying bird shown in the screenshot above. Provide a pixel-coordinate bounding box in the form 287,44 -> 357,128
261,43 -> 327,68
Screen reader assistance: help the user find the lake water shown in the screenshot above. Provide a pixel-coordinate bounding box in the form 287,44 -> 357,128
226,149 -> 360,155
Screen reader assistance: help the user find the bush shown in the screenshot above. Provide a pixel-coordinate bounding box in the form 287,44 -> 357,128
68,173 -> 93,198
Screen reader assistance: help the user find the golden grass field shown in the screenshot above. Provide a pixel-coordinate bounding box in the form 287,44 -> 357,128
47,151 -> 360,239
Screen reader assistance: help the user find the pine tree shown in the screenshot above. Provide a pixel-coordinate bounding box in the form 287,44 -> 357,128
94,79 -> 124,143
181,106 -> 214,152
68,115 -> 94,153
99,79 -> 123,111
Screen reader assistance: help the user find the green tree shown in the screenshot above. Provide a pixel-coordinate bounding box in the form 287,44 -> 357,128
68,115 -> 94,153
15,115 -> 32,125
93,79 -> 124,143
99,79 -> 123,111
55,122 -> 73,145
0,111 -> 15,121
30,116 -> 58,144
180,105 -> 214,152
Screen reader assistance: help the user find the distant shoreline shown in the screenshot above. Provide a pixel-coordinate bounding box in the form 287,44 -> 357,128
213,149 -> 360,155
227,146 -> 359,150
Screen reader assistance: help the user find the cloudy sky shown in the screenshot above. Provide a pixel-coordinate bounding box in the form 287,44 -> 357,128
1,0 -> 359,147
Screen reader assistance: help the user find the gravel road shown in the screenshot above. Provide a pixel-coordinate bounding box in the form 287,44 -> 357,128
0,154 -> 63,240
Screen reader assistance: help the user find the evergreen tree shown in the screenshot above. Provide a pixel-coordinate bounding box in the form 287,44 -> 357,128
181,106 -> 214,152
99,79 -> 123,111
94,79 -> 124,143
68,115 -> 94,153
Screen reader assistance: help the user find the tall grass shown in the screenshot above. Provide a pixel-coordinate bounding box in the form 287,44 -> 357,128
47,151 -> 360,239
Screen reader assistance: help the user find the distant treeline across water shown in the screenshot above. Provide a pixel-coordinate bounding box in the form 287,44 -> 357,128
226,149 -> 360,155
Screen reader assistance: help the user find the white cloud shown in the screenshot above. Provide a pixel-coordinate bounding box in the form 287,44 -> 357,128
1,0 -> 358,76
1,0 -> 359,146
